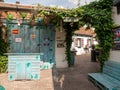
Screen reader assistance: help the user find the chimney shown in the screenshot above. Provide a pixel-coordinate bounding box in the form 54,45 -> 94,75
16,1 -> 20,4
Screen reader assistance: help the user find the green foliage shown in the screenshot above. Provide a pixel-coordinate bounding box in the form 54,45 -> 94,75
63,23 -> 73,67
95,45 -> 102,50
0,56 -> 8,73
37,8 -> 82,25
63,22 -> 79,67
65,28 -> 72,67
80,0 -> 113,70
6,14 -> 13,22
21,12 -> 27,19
0,27 -> 8,55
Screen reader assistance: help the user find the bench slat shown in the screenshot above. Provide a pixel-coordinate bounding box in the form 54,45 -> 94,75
88,61 -> 120,90
105,61 -> 120,69
88,73 -> 120,90
103,65 -> 120,81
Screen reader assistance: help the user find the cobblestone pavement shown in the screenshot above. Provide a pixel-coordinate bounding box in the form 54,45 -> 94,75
53,53 -> 100,90
0,70 -> 54,90
0,53 -> 100,90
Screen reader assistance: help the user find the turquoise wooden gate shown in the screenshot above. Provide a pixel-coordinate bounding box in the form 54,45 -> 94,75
7,21 -> 55,80
8,23 -> 55,66
39,26 -> 55,69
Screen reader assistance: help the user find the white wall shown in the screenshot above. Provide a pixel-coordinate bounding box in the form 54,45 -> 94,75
55,28 -> 68,68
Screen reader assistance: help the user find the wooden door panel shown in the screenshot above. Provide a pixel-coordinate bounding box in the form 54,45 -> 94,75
39,26 -> 55,67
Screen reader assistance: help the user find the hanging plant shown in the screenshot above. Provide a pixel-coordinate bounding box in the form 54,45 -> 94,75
21,12 -> 27,19
6,14 -> 13,22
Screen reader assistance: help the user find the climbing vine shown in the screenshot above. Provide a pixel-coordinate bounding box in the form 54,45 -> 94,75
79,0 -> 114,70
0,26 -> 8,55
64,23 -> 73,67
63,22 -> 79,67
0,26 -> 8,73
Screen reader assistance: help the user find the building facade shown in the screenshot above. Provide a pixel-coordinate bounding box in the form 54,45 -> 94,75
72,27 -> 98,55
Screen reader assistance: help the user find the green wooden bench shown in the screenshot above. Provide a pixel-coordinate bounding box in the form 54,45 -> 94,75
88,61 -> 120,90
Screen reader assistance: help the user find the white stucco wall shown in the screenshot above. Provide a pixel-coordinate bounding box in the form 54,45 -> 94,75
55,28 -> 68,68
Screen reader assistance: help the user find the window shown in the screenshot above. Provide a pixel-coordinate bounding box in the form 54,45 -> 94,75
87,39 -> 92,47
74,38 -> 81,48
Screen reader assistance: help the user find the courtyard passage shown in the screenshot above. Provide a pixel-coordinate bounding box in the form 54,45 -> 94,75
53,53 -> 100,90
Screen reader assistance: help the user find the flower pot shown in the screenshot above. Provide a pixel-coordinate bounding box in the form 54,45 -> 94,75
21,13 -> 27,19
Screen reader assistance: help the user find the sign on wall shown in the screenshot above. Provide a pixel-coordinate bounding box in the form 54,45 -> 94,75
113,28 -> 120,50
30,34 -> 36,39
15,38 -> 22,42
12,30 -> 18,34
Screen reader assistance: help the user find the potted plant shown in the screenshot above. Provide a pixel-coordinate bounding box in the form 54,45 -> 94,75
21,12 -> 27,19
6,14 -> 13,22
